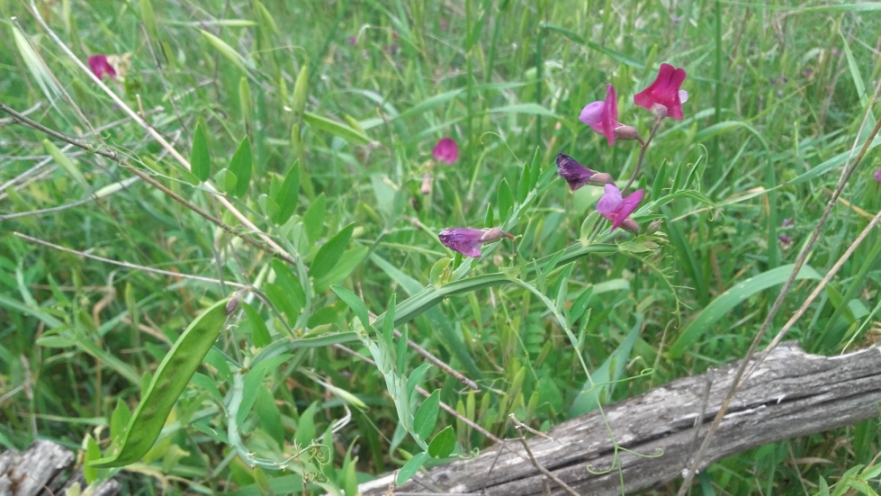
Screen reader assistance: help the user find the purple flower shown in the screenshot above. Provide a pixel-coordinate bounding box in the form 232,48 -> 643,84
634,63 -> 687,120
596,184 -> 644,233
579,85 -> 640,146
88,55 -> 116,80
432,137 -> 459,164
832,48 -> 840,56
438,227 -> 514,258
873,170 -> 881,183
779,235 -> 792,244
782,218 -> 794,228
348,36 -> 357,45
555,153 -> 612,191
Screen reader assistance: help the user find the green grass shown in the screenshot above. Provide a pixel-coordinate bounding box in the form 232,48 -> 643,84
1,1 -> 880,494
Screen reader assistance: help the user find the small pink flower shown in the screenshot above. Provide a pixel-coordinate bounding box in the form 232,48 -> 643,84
438,227 -> 514,258
348,36 -> 357,45
873,170 -> 881,183
596,184 -> 644,233
634,63 -> 687,120
556,153 -> 612,191
88,55 -> 116,80
432,137 -> 459,164
579,85 -> 641,147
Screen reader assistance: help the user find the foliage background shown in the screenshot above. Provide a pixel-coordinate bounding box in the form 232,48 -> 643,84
1,0 -> 880,494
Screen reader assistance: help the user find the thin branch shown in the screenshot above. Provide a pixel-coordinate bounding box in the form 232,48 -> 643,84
0,102 -> 298,267
14,232 -> 248,289
509,414 -> 580,496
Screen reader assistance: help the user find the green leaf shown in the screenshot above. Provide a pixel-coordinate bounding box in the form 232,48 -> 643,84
331,286 -> 370,330
273,162 -> 301,225
214,168 -> 237,194
190,119 -> 211,181
199,29 -> 249,73
293,65 -> 309,118
313,246 -> 368,293
414,390 -> 441,441
295,402 -> 318,447
271,260 -> 306,312
497,179 -> 513,221
44,139 -> 90,193
569,316 -> 641,417
110,399 -> 132,445
304,193 -> 326,243
264,283 -> 300,323
309,223 -> 354,281
242,302 -> 271,348
303,112 -> 372,145
396,452 -> 429,486
89,299 -> 230,468
83,435 -> 101,484
668,264 -> 823,358
486,103 -> 557,117
428,426 -> 456,459
228,137 -> 252,197
238,354 -> 290,427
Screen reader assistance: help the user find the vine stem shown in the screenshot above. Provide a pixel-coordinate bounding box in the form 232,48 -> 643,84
24,0 -> 296,266
676,77 -> 881,495
622,115 -> 663,193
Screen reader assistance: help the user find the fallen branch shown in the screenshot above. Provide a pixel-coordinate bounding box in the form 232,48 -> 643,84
360,342 -> 881,495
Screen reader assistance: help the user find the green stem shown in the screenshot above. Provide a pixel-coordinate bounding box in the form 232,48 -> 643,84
623,116 -> 663,193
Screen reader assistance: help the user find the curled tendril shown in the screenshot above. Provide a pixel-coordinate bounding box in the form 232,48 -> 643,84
310,443 -> 331,465
619,446 -> 665,459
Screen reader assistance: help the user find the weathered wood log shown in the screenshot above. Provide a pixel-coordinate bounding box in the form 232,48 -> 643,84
0,440 -> 119,496
360,342 -> 881,495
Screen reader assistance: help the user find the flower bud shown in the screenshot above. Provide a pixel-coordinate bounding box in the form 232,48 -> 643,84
620,219 -> 640,234
421,171 -> 432,195
646,219 -> 663,234
613,125 -> 642,142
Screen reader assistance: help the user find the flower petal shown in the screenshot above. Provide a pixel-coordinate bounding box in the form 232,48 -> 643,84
600,84 -> 617,146
596,183 -> 623,221
579,101 -> 605,133
88,55 -> 116,80
438,228 -> 483,257
555,153 -> 596,191
611,188 -> 644,231
634,63 -> 687,120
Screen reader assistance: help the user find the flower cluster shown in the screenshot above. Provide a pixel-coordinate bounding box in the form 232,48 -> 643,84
437,63 -> 687,258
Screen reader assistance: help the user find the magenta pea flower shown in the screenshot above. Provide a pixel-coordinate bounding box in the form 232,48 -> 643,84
873,170 -> 881,183
580,85 -> 641,146
634,63 -> 687,120
555,153 -> 613,191
88,55 -> 116,80
438,227 -> 514,258
596,184 -> 644,233
432,137 -> 459,164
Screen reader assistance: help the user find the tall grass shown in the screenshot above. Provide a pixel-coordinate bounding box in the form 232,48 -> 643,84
1,1 -> 879,494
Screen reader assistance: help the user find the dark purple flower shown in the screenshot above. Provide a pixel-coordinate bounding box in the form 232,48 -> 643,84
88,55 -> 116,80
873,170 -> 881,183
388,44 -> 398,55
769,77 -> 778,85
596,184 -> 644,233
555,153 -> 612,191
432,137 -> 459,164
803,70 -> 813,78
779,235 -> 792,244
781,76 -> 789,83
438,227 -> 514,258
634,63 -> 688,120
